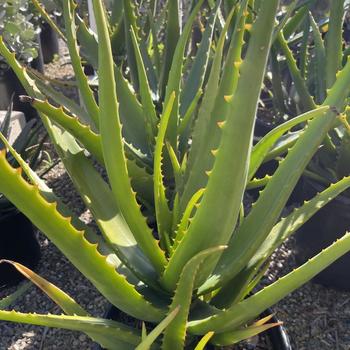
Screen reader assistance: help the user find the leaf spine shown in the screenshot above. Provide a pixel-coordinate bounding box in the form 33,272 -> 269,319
224,95 -> 233,103
217,121 -> 226,129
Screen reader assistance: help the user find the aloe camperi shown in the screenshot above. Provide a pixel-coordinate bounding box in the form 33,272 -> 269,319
267,1 -> 350,187
2,1 -> 350,349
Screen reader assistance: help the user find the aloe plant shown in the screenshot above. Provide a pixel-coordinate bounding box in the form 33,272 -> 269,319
267,0 -> 350,186
2,0 -> 350,348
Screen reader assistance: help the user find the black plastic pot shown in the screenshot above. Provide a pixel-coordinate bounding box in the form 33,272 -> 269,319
0,209 -> 41,289
40,22 -> 59,64
259,309 -> 292,350
295,177 -> 350,290
94,305 -> 291,350
0,52 -> 43,121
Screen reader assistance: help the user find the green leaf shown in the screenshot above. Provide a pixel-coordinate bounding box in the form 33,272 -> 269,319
189,231 -> 350,334
336,132 -> 350,178
159,0 -> 181,98
263,131 -> 301,163
1,260 -> 139,349
180,0 -> 247,213
76,14 -> 99,68
283,5 -> 308,39
248,175 -> 350,270
21,97 -> 103,163
194,332 -> 214,350
171,188 -> 205,253
272,0 -> 298,42
129,26 -> 158,145
325,0 -> 344,88
178,88 -> 203,137
92,0 -> 167,272
309,12 -> 326,103
115,68 -> 152,156
162,247 -> 226,350
30,0 -> 66,41
136,307 -> 180,350
75,12 -> 152,155
147,9 -> 161,75
0,311 -> 140,349
32,75 -> 94,127
163,0 -> 205,150
4,22 -> 20,35
249,106 -> 330,180
276,30 -> 315,111
154,92 -> 176,248
62,0 -> 99,128
220,176 -> 350,308
0,151 -> 165,322
179,2 -> 220,117
270,46 -> 287,116
0,282 -> 31,309
211,316 -> 282,346
299,15 -> 310,79
163,0 -> 279,291
3,260 -> 88,315
123,0 -> 141,90
62,150 -> 160,289
200,55 -> 350,294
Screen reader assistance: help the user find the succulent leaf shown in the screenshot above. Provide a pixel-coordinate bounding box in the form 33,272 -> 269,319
189,232 -> 350,334
62,0 -> 99,128
0,151 -> 166,322
163,0 -> 279,291
162,246 -> 226,349
0,310 -> 140,349
92,0 -> 167,272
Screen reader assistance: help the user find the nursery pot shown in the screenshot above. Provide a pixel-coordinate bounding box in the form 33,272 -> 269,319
40,22 -> 60,64
295,177 -> 350,290
94,305 -> 291,350
0,208 -> 41,289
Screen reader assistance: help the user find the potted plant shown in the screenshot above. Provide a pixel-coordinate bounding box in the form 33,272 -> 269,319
0,100 -> 49,289
268,0 -> 350,290
1,0 -> 350,348
294,114 -> 350,290
0,0 -> 44,120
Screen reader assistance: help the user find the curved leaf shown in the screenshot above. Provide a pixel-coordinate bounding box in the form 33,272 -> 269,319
92,0 -> 167,272
0,151 -> 165,322
0,311 -> 139,349
162,247 -> 226,350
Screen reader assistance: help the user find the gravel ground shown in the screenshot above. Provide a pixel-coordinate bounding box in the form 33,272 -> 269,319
0,163 -> 107,350
269,241 -> 350,350
2,33 -> 350,350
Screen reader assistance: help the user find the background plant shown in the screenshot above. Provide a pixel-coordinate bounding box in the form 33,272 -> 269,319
266,0 -> 350,186
0,98 -> 52,215
0,0 -> 41,63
